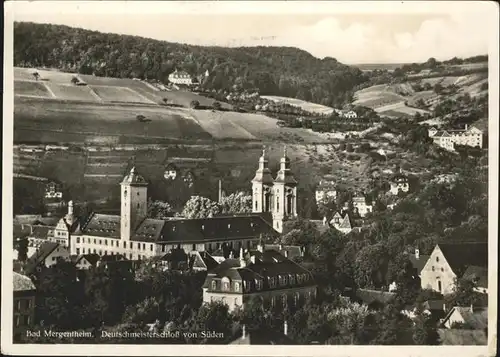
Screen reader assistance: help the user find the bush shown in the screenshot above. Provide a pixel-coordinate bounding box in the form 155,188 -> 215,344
212,101 -> 221,110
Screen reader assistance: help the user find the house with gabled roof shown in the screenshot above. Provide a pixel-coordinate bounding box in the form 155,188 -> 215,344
330,211 -> 354,234
420,242 -> 487,295
71,253 -> 100,270
13,272 -> 36,340
24,242 -> 70,276
442,306 -> 488,330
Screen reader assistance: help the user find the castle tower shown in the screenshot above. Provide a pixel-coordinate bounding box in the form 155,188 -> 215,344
120,167 -> 148,241
272,146 -> 298,233
251,146 -> 274,213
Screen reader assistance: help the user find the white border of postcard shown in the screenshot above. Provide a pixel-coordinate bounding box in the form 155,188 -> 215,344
2,1 -> 498,356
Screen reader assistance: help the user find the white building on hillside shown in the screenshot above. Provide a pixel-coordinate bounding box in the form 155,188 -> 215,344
428,120 -> 487,151
168,70 -> 193,86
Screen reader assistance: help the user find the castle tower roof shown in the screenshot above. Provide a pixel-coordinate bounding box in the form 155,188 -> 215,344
121,167 -> 148,186
252,146 -> 274,185
274,146 -> 297,185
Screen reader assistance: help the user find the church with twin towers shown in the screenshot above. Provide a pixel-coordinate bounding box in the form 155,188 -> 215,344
66,147 -> 297,259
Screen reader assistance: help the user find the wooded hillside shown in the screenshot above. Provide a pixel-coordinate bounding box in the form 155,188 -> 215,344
14,22 -> 368,107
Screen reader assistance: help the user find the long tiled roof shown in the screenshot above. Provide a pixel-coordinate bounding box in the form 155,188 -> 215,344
438,242 -> 487,275
80,211 -> 277,243
81,213 -> 121,238
265,244 -> 303,260
154,215 -> 277,243
207,249 -> 314,284
13,272 -> 36,291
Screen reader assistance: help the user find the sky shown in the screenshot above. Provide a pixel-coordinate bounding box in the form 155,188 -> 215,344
9,1 -> 495,64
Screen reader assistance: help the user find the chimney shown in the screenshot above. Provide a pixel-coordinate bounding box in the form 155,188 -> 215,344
415,248 -> 420,260
279,244 -> 283,251
465,124 -> 468,131
68,200 -> 74,216
242,325 -> 246,338
218,180 -> 222,203
239,248 -> 246,267
257,234 -> 265,253
470,303 -> 473,313
323,216 -> 327,226
283,320 -> 288,336
284,250 -> 289,258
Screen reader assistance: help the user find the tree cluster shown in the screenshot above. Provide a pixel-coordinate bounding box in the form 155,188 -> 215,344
14,22 -> 367,108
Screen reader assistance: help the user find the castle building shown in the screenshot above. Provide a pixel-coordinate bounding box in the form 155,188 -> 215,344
202,244 -> 316,312
69,159 -> 283,259
252,147 -> 298,233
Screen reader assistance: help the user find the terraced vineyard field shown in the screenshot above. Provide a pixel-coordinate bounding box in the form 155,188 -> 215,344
14,97 -> 213,144
15,81 -> 52,97
261,95 -> 335,115
90,85 -> 154,104
47,83 -> 99,102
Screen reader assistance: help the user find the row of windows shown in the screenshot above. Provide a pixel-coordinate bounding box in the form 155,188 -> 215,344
15,299 -> 33,311
14,315 -> 32,327
212,291 -> 316,308
76,237 -> 154,251
75,247 -> 148,261
212,274 -> 310,292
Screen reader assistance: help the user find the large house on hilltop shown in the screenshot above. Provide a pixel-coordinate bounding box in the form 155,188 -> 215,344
168,69 -> 194,86
420,242 -> 488,295
428,120 -> 487,151
202,243 -> 316,312
67,148 -> 297,258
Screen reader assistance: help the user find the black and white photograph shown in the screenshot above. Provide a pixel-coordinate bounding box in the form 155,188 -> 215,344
2,1 -> 498,356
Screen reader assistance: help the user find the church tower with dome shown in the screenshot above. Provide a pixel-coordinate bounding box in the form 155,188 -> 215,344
251,146 -> 298,233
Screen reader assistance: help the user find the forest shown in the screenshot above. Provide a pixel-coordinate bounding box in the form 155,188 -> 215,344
14,22 -> 368,108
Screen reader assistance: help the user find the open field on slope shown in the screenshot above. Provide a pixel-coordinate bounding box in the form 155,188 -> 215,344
14,81 -> 53,98
192,110 -> 331,143
47,82 -> 100,102
261,95 -> 335,115
90,85 -> 154,104
14,97 -> 213,144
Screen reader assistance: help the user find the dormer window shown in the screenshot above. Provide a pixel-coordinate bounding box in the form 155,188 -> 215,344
235,282 -> 240,292
211,281 -> 217,290
222,277 -> 231,291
